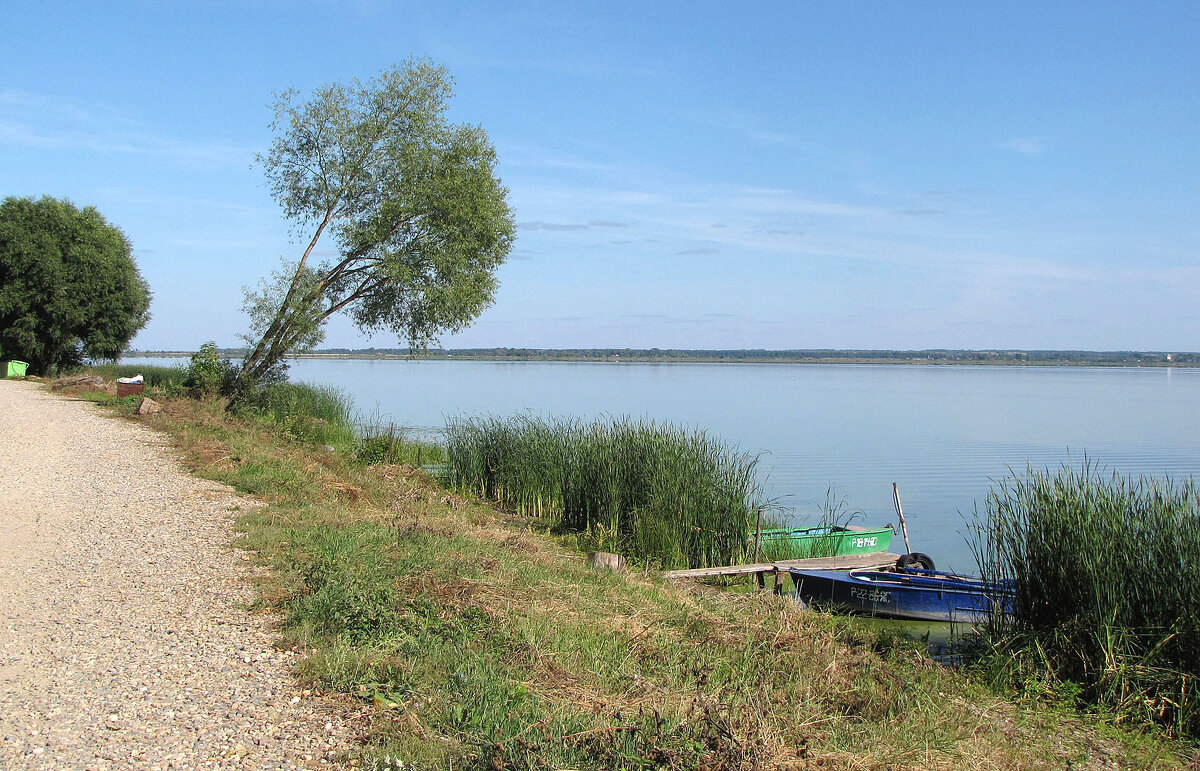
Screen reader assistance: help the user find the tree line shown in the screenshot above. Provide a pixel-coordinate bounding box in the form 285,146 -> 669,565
130,347 -> 1196,366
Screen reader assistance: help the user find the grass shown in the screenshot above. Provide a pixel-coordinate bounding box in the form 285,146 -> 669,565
357,423 -> 447,467
972,461 -> 1200,738
80,361 -> 189,392
444,414 -> 763,570
236,381 -> 360,451
57,373 -> 1197,768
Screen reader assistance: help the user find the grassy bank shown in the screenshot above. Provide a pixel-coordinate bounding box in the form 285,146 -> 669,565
974,463 -> 1200,738
64,374 -> 1192,768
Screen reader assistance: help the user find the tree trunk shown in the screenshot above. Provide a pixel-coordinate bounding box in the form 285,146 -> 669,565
237,210 -> 336,384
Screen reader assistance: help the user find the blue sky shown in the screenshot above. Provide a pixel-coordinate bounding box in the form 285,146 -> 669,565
2,1 -> 1198,351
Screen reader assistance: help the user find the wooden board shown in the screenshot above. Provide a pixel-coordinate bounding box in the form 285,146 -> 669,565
661,552 -> 900,580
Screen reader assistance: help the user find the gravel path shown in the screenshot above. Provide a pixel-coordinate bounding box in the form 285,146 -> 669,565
0,381 -> 358,769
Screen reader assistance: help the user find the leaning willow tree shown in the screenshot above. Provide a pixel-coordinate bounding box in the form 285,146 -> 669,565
238,59 -> 515,384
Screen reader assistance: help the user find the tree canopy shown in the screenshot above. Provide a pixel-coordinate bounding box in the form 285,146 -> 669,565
238,59 -> 515,383
0,196 -> 151,376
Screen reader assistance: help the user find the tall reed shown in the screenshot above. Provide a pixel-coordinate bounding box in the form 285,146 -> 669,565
356,422 -> 447,466
973,462 -> 1200,736
244,381 -> 359,449
444,414 -> 763,569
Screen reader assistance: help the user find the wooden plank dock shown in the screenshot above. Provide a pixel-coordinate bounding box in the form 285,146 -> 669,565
662,552 -> 901,594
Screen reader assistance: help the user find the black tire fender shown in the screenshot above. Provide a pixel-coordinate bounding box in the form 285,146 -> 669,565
896,552 -> 936,571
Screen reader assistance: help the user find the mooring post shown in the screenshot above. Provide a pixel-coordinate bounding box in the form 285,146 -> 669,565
753,507 -> 763,564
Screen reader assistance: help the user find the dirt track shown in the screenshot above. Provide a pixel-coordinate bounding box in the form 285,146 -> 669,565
0,381 -> 355,769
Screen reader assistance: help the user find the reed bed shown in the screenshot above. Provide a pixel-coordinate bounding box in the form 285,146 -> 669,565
973,462 -> 1200,737
242,381 -> 359,450
443,414 -> 763,569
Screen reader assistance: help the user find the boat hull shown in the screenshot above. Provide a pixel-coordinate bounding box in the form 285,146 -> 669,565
789,568 -> 1011,623
756,526 -> 893,559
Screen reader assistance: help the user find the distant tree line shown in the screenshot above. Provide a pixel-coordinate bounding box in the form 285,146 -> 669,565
128,347 -> 1197,366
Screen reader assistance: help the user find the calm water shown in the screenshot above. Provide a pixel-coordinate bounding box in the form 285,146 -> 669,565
128,358 -> 1200,572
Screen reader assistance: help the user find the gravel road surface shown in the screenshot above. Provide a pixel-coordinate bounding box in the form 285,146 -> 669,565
0,381 -> 357,769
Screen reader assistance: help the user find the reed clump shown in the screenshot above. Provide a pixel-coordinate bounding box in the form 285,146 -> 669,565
356,423 -> 447,467
237,381 -> 359,450
974,462 -> 1200,737
443,414 -> 762,569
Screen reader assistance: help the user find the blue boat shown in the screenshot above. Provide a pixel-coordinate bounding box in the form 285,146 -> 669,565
788,566 -> 1013,623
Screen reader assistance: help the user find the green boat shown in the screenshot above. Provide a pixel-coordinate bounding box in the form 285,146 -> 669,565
753,525 -> 894,560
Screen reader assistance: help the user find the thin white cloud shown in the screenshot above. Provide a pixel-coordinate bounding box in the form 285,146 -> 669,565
691,110 -> 808,146
0,89 -> 255,167
999,137 -> 1047,155
519,221 -> 588,231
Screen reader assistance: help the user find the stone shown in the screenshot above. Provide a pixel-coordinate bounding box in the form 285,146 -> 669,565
587,551 -> 626,573
136,397 -> 162,415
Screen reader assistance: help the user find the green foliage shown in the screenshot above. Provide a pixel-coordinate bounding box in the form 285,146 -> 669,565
973,462 -> 1200,736
356,424 -> 447,466
183,341 -> 238,398
234,381 -> 358,450
291,526 -> 405,643
444,414 -> 763,569
0,196 -> 151,376
238,59 -> 515,384
83,363 -> 187,394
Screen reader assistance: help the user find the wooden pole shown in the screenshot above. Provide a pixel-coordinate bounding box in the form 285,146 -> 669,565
753,507 -> 763,564
892,482 -> 912,554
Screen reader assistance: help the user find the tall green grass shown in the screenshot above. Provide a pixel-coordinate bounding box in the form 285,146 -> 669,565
355,423 -> 447,467
973,462 -> 1200,737
79,362 -> 188,391
444,414 -> 763,569
238,381 -> 359,450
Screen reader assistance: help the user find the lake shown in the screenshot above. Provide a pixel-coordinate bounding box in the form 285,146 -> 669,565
127,357 -> 1200,571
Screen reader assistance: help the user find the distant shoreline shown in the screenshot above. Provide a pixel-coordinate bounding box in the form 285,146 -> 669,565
125,348 -> 1198,367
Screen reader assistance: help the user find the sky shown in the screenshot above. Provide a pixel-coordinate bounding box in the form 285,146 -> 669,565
2,1 -> 1198,352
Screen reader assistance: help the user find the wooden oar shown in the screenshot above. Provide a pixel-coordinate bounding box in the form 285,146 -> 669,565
891,482 -> 912,554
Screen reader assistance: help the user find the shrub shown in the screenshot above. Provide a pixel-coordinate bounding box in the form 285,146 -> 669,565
183,342 -> 237,398
235,381 -> 358,450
